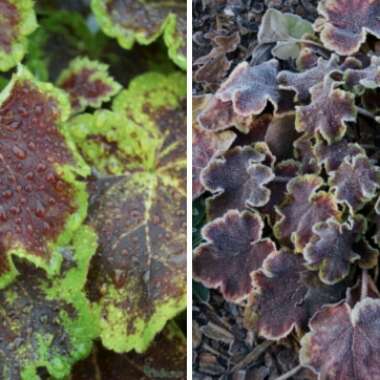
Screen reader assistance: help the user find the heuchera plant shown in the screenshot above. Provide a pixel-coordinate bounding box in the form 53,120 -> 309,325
193,2 -> 380,378
0,1 -> 186,379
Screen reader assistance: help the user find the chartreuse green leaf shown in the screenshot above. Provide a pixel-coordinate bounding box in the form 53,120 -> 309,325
67,71 -> 186,353
0,0 -> 37,72
91,0 -> 186,70
70,322 -> 186,380
0,226 -> 99,380
0,65 -> 90,290
57,57 -> 121,114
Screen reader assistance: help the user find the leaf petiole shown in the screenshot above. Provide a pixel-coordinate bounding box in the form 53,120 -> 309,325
274,364 -> 303,380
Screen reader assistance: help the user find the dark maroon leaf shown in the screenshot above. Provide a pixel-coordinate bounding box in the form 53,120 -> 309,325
300,298 -> 380,379
261,159 -> 300,224
216,59 -> 280,117
202,145 -> 274,220
344,55 -> 380,93
278,55 -> 340,103
275,175 -> 339,251
304,216 -> 365,284
316,0 -> 380,55
330,153 -> 380,212
197,96 -> 252,133
192,96 -> 236,199
264,113 -> 300,161
251,249 -> 346,339
315,140 -> 364,172
293,134 -> 320,174
295,76 -> 357,144
194,210 -> 276,302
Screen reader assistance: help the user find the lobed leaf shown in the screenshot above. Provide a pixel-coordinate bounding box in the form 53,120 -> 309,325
197,95 -> 253,133
91,0 -> 187,69
296,47 -> 320,71
330,153 -> 380,212
274,174 -> 339,251
0,0 -> 37,72
278,55 -> 340,103
295,76 -> 357,144
251,249 -> 346,340
304,217 -> 365,284
300,298 -> 380,380
192,96 -> 236,200
201,145 -> 274,220
73,72 -> 187,353
315,139 -> 364,172
194,32 -> 240,87
71,323 -> 186,380
193,210 -> 276,303
344,55 -> 380,93
316,0 -> 380,56
0,226 -> 98,380
57,57 -> 121,114
293,134 -> 320,174
258,8 -> 313,60
25,10 -> 105,82
373,197 -> 380,246
0,66 -> 89,289
261,159 -> 300,223
216,59 -> 280,117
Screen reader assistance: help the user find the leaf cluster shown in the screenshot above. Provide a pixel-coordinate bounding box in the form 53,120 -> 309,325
193,2 -> 380,378
0,1 -> 186,379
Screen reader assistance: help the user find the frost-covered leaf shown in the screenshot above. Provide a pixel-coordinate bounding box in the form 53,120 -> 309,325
261,159 -> 299,223
345,55 -> 380,93
300,298 -> 380,380
216,59 -> 280,117
293,134 -> 320,174
315,140 -> 364,172
197,95 -> 253,133
192,96 -> 236,200
316,0 -> 380,56
0,226 -> 98,380
202,145 -> 274,220
57,57 -> 121,114
71,323 -> 186,380
295,76 -> 357,143
373,197 -> 380,246
296,47 -> 319,70
194,210 -> 276,303
72,72 -> 187,353
278,55 -> 340,102
0,0 -> 37,71
330,154 -> 380,212
304,217 -> 365,284
275,175 -> 339,251
194,32 -> 240,86
258,8 -> 313,60
91,0 -> 187,69
251,249 -> 346,340
0,66 -> 89,289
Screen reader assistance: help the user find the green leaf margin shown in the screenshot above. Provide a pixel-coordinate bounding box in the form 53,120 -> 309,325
0,65 -> 90,289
